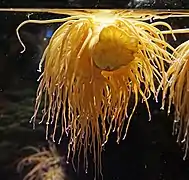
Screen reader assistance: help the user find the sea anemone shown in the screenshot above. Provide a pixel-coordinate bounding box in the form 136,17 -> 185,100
16,9 -> 177,177
161,39 -> 189,160
17,142 -> 65,180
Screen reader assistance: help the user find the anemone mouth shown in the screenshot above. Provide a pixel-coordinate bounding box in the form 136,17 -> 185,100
91,25 -> 139,71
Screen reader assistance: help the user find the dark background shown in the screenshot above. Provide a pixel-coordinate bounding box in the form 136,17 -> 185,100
0,0 -> 189,180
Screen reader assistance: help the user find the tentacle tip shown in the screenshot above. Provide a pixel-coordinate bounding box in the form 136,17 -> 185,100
38,120 -> 43,124
122,133 -> 127,140
51,137 -> 55,142
173,36 -> 177,41
116,139 -> 120,144
20,49 -> 26,54
58,138 -> 62,144
160,106 -> 164,111
102,140 -> 107,147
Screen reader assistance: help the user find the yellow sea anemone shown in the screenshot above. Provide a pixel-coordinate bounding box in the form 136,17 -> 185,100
16,9 -> 177,177
17,142 -> 65,180
161,39 -> 189,160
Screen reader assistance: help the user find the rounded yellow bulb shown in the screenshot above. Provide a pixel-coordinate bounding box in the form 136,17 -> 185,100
91,25 -> 139,71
